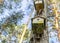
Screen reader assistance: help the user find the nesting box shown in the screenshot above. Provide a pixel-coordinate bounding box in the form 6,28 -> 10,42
34,0 -> 44,12
31,16 -> 46,34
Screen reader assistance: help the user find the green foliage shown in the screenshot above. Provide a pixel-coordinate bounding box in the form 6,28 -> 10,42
2,22 -> 15,33
2,39 -> 6,43
14,0 -> 21,3
24,29 -> 29,40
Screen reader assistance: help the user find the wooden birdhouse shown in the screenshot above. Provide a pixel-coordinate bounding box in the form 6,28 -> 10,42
31,16 -> 46,35
34,0 -> 44,13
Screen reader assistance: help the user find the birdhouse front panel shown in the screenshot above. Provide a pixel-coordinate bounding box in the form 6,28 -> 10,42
32,17 -> 45,34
